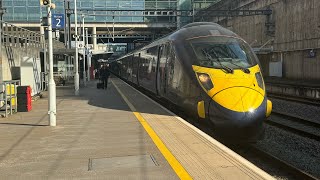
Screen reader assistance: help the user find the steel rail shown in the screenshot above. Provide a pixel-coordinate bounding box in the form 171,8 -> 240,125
265,118 -> 320,142
267,92 -> 320,106
272,110 -> 320,128
249,145 -> 319,180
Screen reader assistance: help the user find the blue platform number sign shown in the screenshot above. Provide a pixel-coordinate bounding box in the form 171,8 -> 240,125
52,14 -> 65,29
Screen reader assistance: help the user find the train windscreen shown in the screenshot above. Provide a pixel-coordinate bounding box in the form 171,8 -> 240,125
190,36 -> 258,70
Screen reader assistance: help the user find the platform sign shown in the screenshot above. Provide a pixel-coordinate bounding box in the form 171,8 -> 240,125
52,14 -> 65,29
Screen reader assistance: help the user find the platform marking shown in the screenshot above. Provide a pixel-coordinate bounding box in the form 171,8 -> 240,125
111,80 -> 192,180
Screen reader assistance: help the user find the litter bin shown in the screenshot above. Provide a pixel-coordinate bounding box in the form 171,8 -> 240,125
17,86 -> 32,112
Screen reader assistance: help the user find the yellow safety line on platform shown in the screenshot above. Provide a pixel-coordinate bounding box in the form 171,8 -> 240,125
111,80 -> 192,180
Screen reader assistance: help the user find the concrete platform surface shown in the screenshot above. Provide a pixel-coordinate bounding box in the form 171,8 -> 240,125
0,79 -> 177,179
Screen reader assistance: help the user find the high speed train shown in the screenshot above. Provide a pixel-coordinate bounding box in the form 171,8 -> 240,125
111,22 -> 272,142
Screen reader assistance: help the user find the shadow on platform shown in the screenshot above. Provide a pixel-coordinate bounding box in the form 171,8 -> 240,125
39,78 -> 173,117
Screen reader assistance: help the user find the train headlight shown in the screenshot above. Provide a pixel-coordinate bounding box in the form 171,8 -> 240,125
255,72 -> 265,90
197,73 -> 214,91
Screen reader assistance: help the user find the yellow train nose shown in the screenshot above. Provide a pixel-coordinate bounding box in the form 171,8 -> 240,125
208,87 -> 266,141
213,87 -> 264,113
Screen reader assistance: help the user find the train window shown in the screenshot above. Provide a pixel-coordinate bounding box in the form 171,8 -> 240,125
190,36 -> 258,69
141,46 -> 158,73
139,47 -> 157,78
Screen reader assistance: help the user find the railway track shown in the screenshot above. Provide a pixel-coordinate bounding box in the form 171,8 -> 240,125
266,110 -> 320,141
267,93 -> 320,106
248,145 -> 319,180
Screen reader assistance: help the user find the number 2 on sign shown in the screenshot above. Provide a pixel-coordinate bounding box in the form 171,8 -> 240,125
56,19 -> 61,27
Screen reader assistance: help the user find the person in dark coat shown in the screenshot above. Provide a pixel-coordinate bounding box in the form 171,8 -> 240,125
99,64 -> 110,89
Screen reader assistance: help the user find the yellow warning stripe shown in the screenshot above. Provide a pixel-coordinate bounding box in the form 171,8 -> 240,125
111,80 -> 192,180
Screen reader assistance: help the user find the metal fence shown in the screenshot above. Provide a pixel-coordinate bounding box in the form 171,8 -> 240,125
0,20 -> 65,49
41,71 -> 74,90
0,20 -> 44,48
40,72 -> 48,91
0,80 -> 20,118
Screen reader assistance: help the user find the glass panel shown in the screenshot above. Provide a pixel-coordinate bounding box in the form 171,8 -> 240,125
95,16 -> 106,22
3,15 -> 13,21
119,1 -> 131,8
28,13 -> 41,21
52,7 -> 65,14
3,0 -> 13,7
69,1 -> 81,8
3,7 -> 13,21
94,1 -> 106,7
86,16 -> 95,21
14,7 -> 27,14
190,36 -> 258,69
4,7 -> 13,13
119,17 -> 132,22
28,7 -> 40,14
41,9 -> 47,15
13,0 -> 27,6
14,14 -> 28,21
106,1 -> 118,8
132,17 -> 143,22
94,6 -> 106,10
81,2 -> 93,8
132,2 -> 144,9
55,2 -> 64,8
106,16 -> 119,22
28,0 -> 40,6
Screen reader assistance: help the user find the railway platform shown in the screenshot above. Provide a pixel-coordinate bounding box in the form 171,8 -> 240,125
265,77 -> 320,88
265,77 -> 320,102
0,77 -> 274,179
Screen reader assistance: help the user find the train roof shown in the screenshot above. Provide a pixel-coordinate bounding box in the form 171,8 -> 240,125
144,22 -> 239,48
116,22 -> 241,59
170,22 -> 239,41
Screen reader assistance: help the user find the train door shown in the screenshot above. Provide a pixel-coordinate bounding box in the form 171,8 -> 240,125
131,54 -> 138,84
157,43 -> 169,97
156,46 -> 161,95
166,43 -> 182,104
136,53 -> 141,86
138,47 -> 158,93
128,55 -> 134,82
123,57 -> 129,80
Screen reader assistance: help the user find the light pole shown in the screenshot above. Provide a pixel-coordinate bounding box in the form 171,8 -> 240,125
0,0 -> 5,75
74,0 -> 79,95
81,14 -> 86,86
85,28 -> 90,82
63,0 -> 69,80
46,1 -> 56,126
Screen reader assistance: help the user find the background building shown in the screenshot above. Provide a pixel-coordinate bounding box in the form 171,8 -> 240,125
2,0 -> 177,23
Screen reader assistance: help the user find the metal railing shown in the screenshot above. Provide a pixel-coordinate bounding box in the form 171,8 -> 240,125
0,20 -> 44,48
0,20 -> 65,49
40,72 -> 48,91
41,71 -> 74,90
0,80 -> 20,118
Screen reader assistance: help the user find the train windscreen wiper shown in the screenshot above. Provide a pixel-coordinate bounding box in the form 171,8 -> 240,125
202,49 -> 233,74
222,45 -> 251,74
225,59 -> 250,74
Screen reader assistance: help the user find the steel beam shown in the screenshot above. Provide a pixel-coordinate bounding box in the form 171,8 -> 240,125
65,9 -> 272,17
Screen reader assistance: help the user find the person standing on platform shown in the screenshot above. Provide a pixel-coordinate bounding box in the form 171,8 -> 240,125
97,64 -> 103,80
100,64 -> 110,89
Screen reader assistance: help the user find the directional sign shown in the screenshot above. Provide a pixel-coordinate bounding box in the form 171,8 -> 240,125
52,14 -> 65,29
